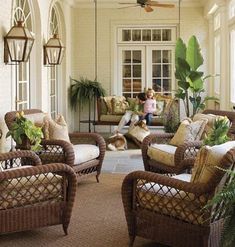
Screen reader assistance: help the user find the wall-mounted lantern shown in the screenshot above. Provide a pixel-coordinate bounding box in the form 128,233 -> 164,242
43,34 -> 65,66
4,20 -> 34,64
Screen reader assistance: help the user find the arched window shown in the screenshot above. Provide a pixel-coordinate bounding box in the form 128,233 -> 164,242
48,6 -> 61,119
12,0 -> 33,110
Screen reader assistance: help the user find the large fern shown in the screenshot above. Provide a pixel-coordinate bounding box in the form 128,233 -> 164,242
205,168 -> 235,246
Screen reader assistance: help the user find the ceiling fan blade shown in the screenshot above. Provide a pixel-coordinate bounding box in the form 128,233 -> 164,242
148,2 -> 175,8
118,4 -> 139,9
144,5 -> 153,12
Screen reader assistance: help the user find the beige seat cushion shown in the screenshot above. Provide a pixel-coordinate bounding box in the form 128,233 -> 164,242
169,118 -> 208,146
44,115 -> 70,143
137,173 -> 205,225
0,172 -> 62,210
73,144 -> 100,164
191,141 -> 235,183
147,144 -> 177,167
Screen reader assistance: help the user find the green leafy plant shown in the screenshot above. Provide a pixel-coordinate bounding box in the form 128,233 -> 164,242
69,77 -> 106,131
203,117 -> 231,146
6,111 -> 43,151
175,35 -> 218,117
205,168 -> 235,247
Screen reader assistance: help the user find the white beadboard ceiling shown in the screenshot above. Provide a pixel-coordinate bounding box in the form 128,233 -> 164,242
70,0 -> 206,8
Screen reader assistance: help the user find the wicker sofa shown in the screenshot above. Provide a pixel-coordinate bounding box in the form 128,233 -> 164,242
95,95 -> 177,126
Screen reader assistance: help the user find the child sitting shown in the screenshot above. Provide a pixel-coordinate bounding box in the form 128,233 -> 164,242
143,88 -> 156,125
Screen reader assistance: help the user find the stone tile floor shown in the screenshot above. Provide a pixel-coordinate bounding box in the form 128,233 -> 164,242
102,149 -> 144,174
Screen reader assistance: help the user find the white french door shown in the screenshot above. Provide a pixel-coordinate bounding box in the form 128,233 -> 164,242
118,45 -> 175,97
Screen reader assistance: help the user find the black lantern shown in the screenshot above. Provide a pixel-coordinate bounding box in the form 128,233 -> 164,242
43,34 -> 65,66
4,20 -> 34,64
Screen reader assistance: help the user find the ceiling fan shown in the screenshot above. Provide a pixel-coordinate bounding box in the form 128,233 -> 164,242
119,0 -> 175,12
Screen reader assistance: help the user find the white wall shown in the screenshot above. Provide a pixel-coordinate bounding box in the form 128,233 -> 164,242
72,5 -> 209,131
0,0 -> 73,152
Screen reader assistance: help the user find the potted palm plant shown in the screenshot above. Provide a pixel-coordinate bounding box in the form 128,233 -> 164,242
175,35 -> 218,117
6,111 -> 43,151
69,77 -> 106,132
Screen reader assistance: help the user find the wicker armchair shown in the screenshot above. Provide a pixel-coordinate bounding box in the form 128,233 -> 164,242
0,150 -> 77,235
142,109 -> 235,174
5,109 -> 106,182
122,146 -> 235,247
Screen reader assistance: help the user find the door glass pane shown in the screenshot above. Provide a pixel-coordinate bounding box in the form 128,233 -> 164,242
152,50 -> 161,63
163,50 -> 171,63
133,65 -> 141,77
123,79 -> 131,91
152,29 -> 161,41
153,65 -> 161,77
163,79 -> 171,91
19,83 -> 27,101
163,65 -> 171,77
123,65 -> 131,77
132,30 -> 141,41
142,29 -> 151,41
123,51 -> 131,63
153,79 -> 162,92
133,79 -> 141,92
133,51 -> 141,63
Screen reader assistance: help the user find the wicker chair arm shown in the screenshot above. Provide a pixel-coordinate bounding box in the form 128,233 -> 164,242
174,141 -> 203,169
40,139 -> 75,166
0,150 -> 41,165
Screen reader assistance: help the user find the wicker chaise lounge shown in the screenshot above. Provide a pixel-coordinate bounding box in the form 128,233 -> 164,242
122,143 -> 235,247
0,150 -> 77,234
5,109 -> 106,183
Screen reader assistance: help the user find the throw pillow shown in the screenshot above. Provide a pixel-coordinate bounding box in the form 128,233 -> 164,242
191,141 -> 235,183
193,113 -> 230,137
24,112 -> 50,139
44,114 -> 70,143
153,100 -> 165,116
111,97 -> 129,115
169,118 -> 208,146
128,120 -> 150,143
103,96 -> 126,115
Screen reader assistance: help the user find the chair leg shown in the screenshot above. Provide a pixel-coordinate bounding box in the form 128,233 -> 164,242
129,235 -> 135,247
63,223 -> 68,235
96,174 -> 100,183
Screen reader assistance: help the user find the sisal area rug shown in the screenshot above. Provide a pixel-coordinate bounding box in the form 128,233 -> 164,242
0,173 -> 164,247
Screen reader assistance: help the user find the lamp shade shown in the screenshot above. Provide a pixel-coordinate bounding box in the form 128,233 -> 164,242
44,34 -> 65,65
4,20 -> 34,64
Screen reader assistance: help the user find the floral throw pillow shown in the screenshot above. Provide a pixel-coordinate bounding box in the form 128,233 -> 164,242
169,118 -> 208,146
111,97 -> 129,115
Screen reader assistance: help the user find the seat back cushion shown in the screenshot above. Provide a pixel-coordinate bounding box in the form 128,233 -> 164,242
44,115 -> 70,143
191,141 -> 235,183
169,118 -> 208,146
193,113 -> 230,137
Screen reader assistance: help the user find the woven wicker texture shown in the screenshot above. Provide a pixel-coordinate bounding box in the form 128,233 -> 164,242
0,151 -> 77,235
142,109 -> 235,175
0,174 -> 166,247
5,109 -> 106,183
122,147 -> 235,247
